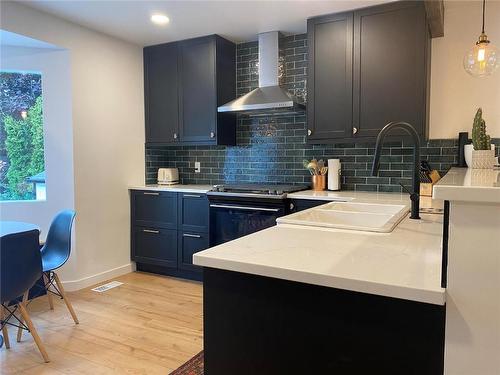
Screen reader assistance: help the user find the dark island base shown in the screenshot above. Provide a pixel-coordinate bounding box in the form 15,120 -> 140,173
203,267 -> 445,375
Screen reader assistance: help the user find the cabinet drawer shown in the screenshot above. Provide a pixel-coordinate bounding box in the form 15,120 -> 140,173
178,231 -> 209,273
131,190 -> 177,229
132,227 -> 178,268
178,193 -> 209,232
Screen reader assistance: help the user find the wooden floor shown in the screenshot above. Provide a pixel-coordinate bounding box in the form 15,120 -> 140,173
1,272 -> 203,374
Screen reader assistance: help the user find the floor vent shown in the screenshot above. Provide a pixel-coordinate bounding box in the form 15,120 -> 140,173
91,281 -> 124,293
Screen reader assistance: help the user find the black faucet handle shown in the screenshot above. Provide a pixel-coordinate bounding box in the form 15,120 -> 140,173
399,182 -> 419,201
398,182 -> 412,195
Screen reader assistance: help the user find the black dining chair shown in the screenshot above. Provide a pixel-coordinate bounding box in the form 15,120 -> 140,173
39,210 -> 79,324
0,229 -> 50,362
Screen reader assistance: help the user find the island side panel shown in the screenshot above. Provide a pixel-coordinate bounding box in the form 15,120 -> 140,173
203,267 -> 445,375
445,201 -> 500,375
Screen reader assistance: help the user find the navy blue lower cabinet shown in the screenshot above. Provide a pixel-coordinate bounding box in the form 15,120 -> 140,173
178,193 -> 209,233
130,190 -> 209,281
132,226 -> 178,268
131,190 -> 178,229
178,231 -> 209,273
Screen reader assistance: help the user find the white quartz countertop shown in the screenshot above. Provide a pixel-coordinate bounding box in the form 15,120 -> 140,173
194,213 -> 445,305
289,190 -> 443,210
433,167 -> 500,203
288,190 -> 409,202
129,184 -> 212,193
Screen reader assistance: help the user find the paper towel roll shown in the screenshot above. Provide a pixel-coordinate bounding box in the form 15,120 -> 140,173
328,159 -> 341,191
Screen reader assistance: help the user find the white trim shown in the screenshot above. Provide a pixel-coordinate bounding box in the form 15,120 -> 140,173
60,263 -> 136,291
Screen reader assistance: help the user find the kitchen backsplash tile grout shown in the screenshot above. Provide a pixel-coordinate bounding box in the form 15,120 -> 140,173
145,34 -> 500,192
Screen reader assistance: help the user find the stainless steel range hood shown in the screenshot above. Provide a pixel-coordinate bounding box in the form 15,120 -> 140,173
218,31 -> 305,116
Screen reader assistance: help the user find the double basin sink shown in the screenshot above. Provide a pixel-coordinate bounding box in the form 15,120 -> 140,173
277,201 -> 410,233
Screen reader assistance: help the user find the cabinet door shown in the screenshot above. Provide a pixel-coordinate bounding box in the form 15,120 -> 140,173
178,193 -> 209,233
131,191 -> 177,229
178,231 -> 209,273
144,43 -> 179,143
133,227 -> 178,268
179,36 -> 216,143
307,13 -> 353,141
352,2 -> 428,138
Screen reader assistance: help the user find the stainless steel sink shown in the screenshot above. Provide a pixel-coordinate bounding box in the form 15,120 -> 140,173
277,201 -> 409,233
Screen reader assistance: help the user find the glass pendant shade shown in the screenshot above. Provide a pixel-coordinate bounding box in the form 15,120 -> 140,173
464,0 -> 499,77
463,38 -> 500,77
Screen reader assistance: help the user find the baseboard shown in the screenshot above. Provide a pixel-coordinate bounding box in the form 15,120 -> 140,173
61,263 -> 136,291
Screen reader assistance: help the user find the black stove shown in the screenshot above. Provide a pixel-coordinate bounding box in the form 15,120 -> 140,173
208,184 -> 308,199
207,184 -> 308,246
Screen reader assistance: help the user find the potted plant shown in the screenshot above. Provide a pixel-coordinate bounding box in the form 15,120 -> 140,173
464,108 -> 496,169
303,158 -> 328,191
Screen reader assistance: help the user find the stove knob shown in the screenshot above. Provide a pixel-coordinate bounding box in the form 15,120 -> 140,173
268,189 -> 276,195
276,190 -> 284,195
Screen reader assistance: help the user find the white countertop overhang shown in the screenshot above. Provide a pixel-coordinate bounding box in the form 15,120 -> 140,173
433,167 -> 500,203
194,212 -> 445,306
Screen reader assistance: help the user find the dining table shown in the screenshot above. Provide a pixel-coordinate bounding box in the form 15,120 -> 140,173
0,221 -> 40,237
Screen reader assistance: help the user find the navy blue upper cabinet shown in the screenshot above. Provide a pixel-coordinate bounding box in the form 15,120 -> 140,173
307,1 -> 430,143
144,35 -> 236,146
144,43 -> 179,144
307,12 -> 353,141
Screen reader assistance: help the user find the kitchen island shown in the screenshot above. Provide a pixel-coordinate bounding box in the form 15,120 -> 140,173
433,167 -> 500,375
194,202 -> 446,374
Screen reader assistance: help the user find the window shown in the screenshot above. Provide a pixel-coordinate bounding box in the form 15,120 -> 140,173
0,71 -> 45,201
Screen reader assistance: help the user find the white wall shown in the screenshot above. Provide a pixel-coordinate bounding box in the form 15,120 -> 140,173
0,2 -> 145,290
0,46 -> 76,272
430,1 -> 500,139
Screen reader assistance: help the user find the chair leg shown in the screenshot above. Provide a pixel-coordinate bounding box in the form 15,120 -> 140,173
53,272 -> 79,324
18,294 -> 50,363
16,293 -> 28,342
44,273 -> 54,310
1,305 -> 11,349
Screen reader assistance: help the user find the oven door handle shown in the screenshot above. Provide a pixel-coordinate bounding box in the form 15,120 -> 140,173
209,204 -> 280,212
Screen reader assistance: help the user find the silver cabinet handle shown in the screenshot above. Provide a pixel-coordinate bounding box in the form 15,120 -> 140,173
143,192 -> 160,196
142,229 -> 160,234
173,133 -> 178,139
183,233 -> 201,238
307,129 -> 312,136
353,127 -> 358,135
210,204 -> 280,212
210,131 -> 215,138
183,194 -> 201,198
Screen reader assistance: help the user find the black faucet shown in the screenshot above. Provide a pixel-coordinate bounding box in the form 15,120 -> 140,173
371,122 -> 421,220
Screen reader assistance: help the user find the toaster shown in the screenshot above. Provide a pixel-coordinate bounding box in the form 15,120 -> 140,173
157,168 -> 179,185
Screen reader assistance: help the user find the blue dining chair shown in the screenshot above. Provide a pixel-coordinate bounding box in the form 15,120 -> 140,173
38,210 -> 79,325
1,229 -> 50,362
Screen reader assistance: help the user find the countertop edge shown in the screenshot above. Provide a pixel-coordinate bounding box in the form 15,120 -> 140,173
129,185 -> 211,193
193,255 -> 445,306
433,184 -> 500,203
432,167 -> 500,203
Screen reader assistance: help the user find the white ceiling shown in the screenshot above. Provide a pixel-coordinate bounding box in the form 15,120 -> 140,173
22,0 -> 394,46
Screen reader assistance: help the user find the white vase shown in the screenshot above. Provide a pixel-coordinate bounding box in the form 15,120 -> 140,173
465,144 -> 496,168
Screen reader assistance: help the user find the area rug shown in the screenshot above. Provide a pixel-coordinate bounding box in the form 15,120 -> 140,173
169,350 -> 204,375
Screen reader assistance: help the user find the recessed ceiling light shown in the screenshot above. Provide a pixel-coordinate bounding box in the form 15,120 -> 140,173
151,14 -> 170,25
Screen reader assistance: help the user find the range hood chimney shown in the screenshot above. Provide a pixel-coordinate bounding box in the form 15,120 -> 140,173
218,31 -> 305,116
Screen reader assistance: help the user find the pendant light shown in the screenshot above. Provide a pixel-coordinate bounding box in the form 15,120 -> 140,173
463,0 -> 499,77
